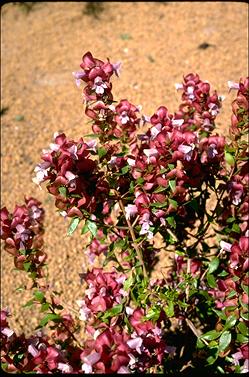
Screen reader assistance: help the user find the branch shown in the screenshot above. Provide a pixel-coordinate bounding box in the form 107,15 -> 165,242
113,190 -> 148,279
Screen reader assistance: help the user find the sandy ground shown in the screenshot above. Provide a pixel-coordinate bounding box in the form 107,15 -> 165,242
1,2 -> 248,336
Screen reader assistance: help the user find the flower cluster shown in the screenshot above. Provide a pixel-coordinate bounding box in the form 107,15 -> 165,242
33,132 -> 109,218
77,268 -> 127,321
0,197 -> 46,277
175,73 -> 223,134
0,308 -> 82,374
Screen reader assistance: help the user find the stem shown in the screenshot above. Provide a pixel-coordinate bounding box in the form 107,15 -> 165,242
49,304 -> 82,348
185,318 -> 209,346
113,190 -> 148,279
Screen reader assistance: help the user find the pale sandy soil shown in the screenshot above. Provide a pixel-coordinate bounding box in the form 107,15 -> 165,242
1,1 -> 248,336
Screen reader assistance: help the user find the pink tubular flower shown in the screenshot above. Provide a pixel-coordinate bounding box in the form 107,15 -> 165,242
0,198 -> 46,276
33,132 -> 110,217
78,268 -> 127,318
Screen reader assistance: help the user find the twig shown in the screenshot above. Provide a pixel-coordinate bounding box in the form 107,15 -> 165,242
113,190 -> 148,279
185,318 -> 209,346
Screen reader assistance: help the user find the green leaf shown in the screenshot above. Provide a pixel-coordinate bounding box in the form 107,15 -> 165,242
34,291 -> 45,303
168,164 -> 175,171
87,220 -> 98,237
145,307 -> 161,321
240,312 -> 249,321
67,217 -> 80,236
102,304 -> 123,320
219,331 -> 231,352
39,313 -> 61,327
224,314 -> 237,330
225,152 -> 235,166
236,333 -> 248,344
212,309 -> 227,321
123,275 -> 134,291
151,201 -> 168,208
200,330 -> 220,341
166,216 -> 176,229
196,338 -> 206,349
98,147 -> 107,159
237,321 -> 248,336
169,180 -> 176,192
81,221 -> 89,234
164,301 -> 174,317
23,261 -> 31,272
207,273 -> 217,288
206,348 -> 219,365
22,299 -> 34,308
121,165 -> 130,175
40,302 -> 50,312
136,177 -> 144,185
232,223 -> 241,233
226,289 -> 237,299
84,133 -> 100,138
59,186 -> 67,197
208,257 -> 220,274
154,186 -> 166,193
168,199 -> 178,209
226,217 -> 236,223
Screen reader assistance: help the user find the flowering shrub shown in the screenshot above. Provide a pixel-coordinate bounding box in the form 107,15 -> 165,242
1,51 -> 248,374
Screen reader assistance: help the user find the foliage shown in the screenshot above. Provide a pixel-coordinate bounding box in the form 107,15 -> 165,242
1,52 -> 248,374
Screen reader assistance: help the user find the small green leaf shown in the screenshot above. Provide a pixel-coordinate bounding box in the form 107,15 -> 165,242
145,307 -> 161,321
236,333 -> 248,344
207,273 -> 217,288
98,147 -> 107,159
22,299 -> 34,308
81,222 -> 89,234
151,201 -> 167,208
87,220 -> 98,237
23,261 -> 31,272
164,301 -> 174,317
240,312 -> 249,321
121,165 -> 130,175
231,223 -> 241,233
208,257 -> 220,274
123,275 -> 134,291
224,314 -> 237,330
59,186 -> 67,197
206,348 -> 219,365
67,217 -> 80,236
166,216 -> 176,229
196,338 -> 205,349
226,217 -> 236,223
39,313 -> 61,327
226,289 -> 237,299
237,321 -> 248,336
34,291 -> 45,303
102,304 -> 123,320
154,186 -> 166,193
169,199 -> 178,209
168,164 -> 175,171
136,177 -> 144,185
40,302 -> 50,312
225,152 -> 235,166
169,180 -> 176,192
200,330 -> 220,341
219,331 -> 231,352
212,308 -> 229,321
